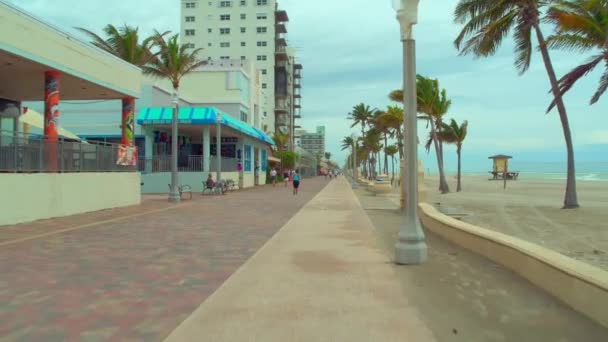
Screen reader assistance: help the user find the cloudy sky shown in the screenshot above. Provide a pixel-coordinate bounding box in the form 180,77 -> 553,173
6,0 -> 607,170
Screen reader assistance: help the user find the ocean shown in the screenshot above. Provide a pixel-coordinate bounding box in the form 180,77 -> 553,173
425,161 -> 608,182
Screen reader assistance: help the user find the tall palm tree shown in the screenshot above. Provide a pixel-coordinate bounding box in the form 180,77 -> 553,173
76,24 -> 167,146
142,31 -> 206,202
385,144 -> 399,184
377,106 -> 405,160
347,103 -> 376,176
438,119 -> 469,192
454,0 -> 579,208
545,0 -> 608,108
324,152 -> 332,162
417,75 -> 451,194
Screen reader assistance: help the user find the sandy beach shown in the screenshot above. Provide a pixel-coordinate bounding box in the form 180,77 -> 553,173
421,175 -> 608,271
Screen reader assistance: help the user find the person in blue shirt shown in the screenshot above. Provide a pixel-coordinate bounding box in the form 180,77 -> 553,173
292,171 -> 300,195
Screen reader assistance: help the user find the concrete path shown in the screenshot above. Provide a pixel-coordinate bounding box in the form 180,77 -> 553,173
165,178 -> 436,342
0,178 -> 327,341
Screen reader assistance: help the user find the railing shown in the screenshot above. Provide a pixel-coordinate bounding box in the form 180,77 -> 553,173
137,155 -> 240,173
0,130 -> 136,173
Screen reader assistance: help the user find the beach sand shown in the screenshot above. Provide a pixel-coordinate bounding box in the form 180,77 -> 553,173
422,175 -> 608,270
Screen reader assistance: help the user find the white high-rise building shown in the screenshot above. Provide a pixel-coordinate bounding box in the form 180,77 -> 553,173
180,0 -> 302,148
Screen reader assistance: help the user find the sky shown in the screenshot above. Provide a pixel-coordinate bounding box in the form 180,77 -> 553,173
6,0 -> 607,171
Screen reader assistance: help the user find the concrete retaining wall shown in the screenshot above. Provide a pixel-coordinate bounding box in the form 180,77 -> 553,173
141,171 -> 253,194
418,203 -> 608,328
0,173 -> 141,226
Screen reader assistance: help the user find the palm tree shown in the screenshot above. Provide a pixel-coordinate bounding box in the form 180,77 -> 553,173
417,75 -> 451,194
142,31 -> 206,202
272,133 -> 289,152
377,105 -> 405,159
545,0 -> 608,108
385,144 -> 399,184
438,119 -> 469,192
324,152 -> 332,162
76,24 -> 167,146
347,103 -> 375,137
341,136 -> 354,151
454,0 -> 579,208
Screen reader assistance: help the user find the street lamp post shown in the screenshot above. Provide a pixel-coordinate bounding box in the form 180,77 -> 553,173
168,92 -> 180,203
392,0 -> 427,264
351,135 -> 358,189
216,112 -> 222,184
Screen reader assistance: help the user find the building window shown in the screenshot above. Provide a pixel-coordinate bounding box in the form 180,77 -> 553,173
240,13 -> 246,20
261,69 -> 267,75
208,43 -> 212,46
185,16 -> 195,22
256,55 -> 267,61
240,111 -> 248,122
184,43 -> 196,48
241,42 -> 246,47
261,83 -> 267,89
241,56 -> 246,60
244,144 -> 252,171
241,27 -> 246,33
256,13 -> 267,20
220,14 -> 231,20
256,27 -> 267,33
220,28 -> 231,34
220,56 -> 230,60
256,41 -> 267,47
208,28 -> 212,33
220,42 -> 230,47
256,0 -> 267,5
185,29 -> 195,36
240,0 -> 246,5
220,1 -> 232,7
185,2 -> 196,8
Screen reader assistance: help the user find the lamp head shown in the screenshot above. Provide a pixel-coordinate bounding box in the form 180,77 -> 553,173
392,0 -> 420,40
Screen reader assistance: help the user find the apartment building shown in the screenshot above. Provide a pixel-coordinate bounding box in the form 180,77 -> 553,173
297,126 -> 325,157
180,0 -> 302,149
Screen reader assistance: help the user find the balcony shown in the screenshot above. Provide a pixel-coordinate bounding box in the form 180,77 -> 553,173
294,63 -> 303,70
293,93 -> 301,98
275,45 -> 288,62
276,23 -> 287,34
276,37 -> 287,47
275,10 -> 289,23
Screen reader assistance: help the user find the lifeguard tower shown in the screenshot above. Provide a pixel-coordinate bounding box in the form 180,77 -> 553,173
488,154 -> 519,180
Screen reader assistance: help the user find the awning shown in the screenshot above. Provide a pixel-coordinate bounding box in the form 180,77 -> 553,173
268,156 -> 281,163
136,107 -> 274,145
19,108 -> 82,141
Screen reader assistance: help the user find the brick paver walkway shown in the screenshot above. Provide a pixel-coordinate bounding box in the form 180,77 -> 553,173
0,177 -> 328,341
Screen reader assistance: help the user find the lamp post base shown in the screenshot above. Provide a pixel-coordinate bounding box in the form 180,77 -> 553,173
168,191 -> 181,203
394,222 -> 427,265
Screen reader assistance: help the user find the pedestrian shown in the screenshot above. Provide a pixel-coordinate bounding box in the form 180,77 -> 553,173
270,168 -> 277,187
292,171 -> 300,195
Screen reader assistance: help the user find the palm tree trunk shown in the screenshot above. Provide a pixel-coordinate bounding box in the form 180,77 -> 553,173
430,119 -> 450,193
456,144 -> 462,192
384,135 -> 389,174
534,24 -> 579,208
397,131 -> 404,160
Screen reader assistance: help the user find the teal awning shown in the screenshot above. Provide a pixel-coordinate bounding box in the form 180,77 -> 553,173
137,107 -> 273,145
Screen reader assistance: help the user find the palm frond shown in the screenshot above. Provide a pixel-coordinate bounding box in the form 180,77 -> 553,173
546,54 -> 604,112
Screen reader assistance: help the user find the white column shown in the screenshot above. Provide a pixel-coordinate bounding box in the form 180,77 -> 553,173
203,126 -> 210,175
144,127 -> 154,173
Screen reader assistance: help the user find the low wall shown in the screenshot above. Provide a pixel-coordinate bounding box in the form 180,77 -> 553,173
0,173 -> 141,226
418,203 -> 608,328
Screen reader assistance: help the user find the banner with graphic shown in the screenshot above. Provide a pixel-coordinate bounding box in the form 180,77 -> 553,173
116,144 -> 137,166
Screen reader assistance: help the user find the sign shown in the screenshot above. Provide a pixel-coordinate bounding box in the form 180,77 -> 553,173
116,144 -> 137,166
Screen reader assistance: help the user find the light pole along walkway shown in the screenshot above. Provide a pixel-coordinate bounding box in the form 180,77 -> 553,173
0,178 -> 327,341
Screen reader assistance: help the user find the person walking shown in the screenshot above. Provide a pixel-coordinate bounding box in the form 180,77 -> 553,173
292,171 -> 300,195
270,168 -> 277,187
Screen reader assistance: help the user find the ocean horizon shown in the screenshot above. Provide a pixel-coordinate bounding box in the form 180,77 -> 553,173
422,161 -> 608,182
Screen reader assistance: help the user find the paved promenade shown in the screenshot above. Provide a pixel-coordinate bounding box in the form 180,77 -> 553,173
0,178 -> 327,341
165,178 -> 435,341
